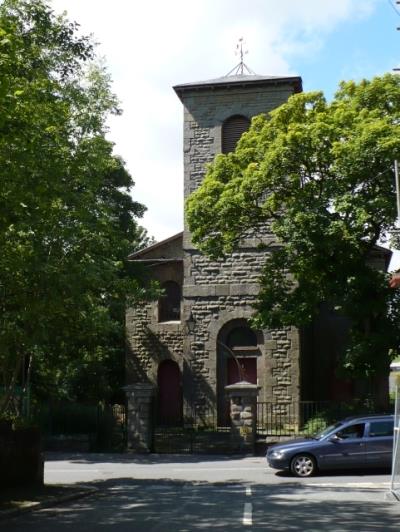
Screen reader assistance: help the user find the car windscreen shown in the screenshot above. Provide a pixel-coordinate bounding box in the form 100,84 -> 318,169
314,422 -> 342,440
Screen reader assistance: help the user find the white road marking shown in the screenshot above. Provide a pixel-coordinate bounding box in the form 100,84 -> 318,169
243,502 -> 253,525
121,503 -> 146,510
109,486 -> 139,491
306,482 -> 389,489
246,486 -> 252,496
172,467 -> 259,472
46,469 -> 101,473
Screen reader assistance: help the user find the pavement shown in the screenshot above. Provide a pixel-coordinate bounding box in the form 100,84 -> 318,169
0,483 -> 98,520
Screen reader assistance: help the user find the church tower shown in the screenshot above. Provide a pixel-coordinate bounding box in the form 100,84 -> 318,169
173,71 -> 302,422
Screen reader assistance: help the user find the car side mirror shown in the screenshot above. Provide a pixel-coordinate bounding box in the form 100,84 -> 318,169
329,434 -> 340,443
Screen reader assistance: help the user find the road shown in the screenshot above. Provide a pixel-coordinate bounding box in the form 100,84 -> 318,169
2,453 -> 400,531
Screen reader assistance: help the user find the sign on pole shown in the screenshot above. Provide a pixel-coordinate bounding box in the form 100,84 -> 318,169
395,160 -> 400,224
391,373 -> 400,499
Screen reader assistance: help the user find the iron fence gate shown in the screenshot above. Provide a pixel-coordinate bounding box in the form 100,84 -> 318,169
34,402 -> 127,452
152,402 -> 231,454
152,398 -> 390,453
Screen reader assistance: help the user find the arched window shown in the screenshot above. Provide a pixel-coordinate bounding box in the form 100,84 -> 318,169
226,326 -> 258,349
226,325 -> 258,385
158,281 -> 181,322
221,115 -> 250,154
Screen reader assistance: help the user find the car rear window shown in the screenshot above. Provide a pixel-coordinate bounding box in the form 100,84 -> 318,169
368,421 -> 393,437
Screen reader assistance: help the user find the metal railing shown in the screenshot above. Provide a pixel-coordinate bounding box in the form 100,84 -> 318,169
33,402 -> 127,451
257,399 -> 389,438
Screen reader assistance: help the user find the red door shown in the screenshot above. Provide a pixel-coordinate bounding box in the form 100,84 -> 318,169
227,357 -> 257,384
157,360 -> 182,426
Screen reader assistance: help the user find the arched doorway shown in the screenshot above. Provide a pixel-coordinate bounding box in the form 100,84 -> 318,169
157,360 -> 182,426
217,320 -> 262,425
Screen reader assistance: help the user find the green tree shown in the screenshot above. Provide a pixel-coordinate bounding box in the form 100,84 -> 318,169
187,74 -> 400,377
0,0 -> 151,414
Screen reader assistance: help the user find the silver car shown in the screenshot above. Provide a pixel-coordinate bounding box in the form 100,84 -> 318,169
266,414 -> 394,477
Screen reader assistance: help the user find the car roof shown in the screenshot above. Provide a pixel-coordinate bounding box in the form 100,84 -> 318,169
340,414 -> 393,423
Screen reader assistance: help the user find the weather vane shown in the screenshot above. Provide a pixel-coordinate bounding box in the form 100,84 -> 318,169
226,37 -> 256,76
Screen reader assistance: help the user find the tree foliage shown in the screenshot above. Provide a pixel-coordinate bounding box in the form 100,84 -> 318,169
187,74 -> 400,376
0,0 -> 151,413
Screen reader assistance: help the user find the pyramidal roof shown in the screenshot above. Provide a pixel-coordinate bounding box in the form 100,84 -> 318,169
174,73 -> 302,100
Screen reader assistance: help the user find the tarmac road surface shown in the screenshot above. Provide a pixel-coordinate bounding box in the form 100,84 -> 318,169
2,453 -> 400,531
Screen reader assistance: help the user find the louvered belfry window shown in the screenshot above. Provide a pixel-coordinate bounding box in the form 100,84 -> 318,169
158,281 -> 181,322
221,115 -> 250,154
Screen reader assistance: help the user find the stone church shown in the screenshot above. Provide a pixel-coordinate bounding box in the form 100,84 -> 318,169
125,70 -> 391,440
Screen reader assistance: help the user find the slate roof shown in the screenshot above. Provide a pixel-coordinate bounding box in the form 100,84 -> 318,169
128,232 -> 183,262
174,73 -> 302,100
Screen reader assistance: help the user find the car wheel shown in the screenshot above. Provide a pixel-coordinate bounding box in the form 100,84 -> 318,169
290,454 -> 317,477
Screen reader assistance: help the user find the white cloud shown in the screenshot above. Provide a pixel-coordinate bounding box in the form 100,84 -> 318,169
50,0 -> 379,241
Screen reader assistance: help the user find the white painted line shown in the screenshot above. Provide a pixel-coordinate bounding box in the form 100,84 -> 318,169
46,469 -> 101,473
243,502 -> 252,526
246,486 -> 252,496
306,482 -> 390,489
109,486 -> 139,491
121,503 -> 146,510
173,467 -> 259,472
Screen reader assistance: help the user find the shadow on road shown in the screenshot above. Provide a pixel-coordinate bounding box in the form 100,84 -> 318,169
3,476 -> 400,531
275,467 -> 391,478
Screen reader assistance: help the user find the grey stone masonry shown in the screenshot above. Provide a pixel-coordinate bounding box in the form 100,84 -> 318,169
124,383 -> 155,453
126,304 -> 184,385
186,249 -> 271,286
225,381 -> 261,452
181,83 -> 296,206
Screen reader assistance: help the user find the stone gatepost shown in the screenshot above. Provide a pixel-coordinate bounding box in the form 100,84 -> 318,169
124,383 -> 155,453
225,381 -> 261,454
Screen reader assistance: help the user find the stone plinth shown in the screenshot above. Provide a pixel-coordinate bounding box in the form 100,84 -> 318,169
124,383 -> 155,453
225,381 -> 261,453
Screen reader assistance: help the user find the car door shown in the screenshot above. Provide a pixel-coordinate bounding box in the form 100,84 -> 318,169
364,419 -> 393,468
318,422 -> 367,469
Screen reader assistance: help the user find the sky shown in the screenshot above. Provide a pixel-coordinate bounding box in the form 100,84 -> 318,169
51,0 -> 400,268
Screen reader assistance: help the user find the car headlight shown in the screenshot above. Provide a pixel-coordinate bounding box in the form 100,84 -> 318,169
270,450 -> 285,459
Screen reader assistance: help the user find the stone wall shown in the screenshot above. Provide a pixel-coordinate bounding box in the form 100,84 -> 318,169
126,256 -> 185,385
187,249 -> 270,285
182,84 -> 295,200
124,384 -> 154,453
183,297 -> 300,414
126,303 -> 184,385
0,423 -> 43,487
267,328 -> 300,404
